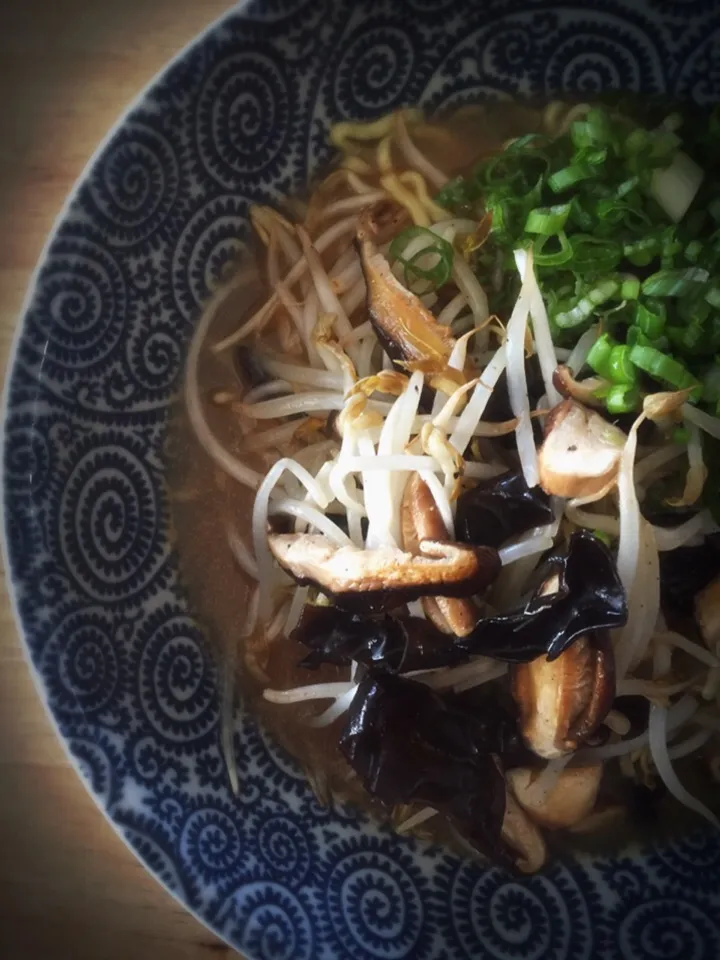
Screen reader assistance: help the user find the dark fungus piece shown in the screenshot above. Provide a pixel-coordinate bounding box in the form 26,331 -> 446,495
510,631 -> 616,759
457,530 -> 628,663
268,532 -> 501,614
455,471 -> 554,550
339,672 -> 515,869
293,604 -> 466,674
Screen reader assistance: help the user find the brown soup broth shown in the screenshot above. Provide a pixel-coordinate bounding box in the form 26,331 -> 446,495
167,98 -> 719,858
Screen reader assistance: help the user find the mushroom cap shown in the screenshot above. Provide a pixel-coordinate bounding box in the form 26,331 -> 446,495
511,628 -> 615,759
268,532 -> 500,613
507,764 -> 603,829
538,398 -> 626,499
401,473 -> 479,636
501,791 -> 547,873
695,575 -> 720,650
358,236 -> 455,369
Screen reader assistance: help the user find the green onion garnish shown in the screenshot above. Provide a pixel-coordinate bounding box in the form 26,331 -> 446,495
389,226 -> 454,293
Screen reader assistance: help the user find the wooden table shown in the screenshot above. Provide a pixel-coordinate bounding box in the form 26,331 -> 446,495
0,3 -> 243,957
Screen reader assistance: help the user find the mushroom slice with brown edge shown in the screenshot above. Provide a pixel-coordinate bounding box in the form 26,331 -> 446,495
511,630 -> 615,760
268,532 -> 500,614
695,574 -> 720,650
357,198 -> 409,247
538,398 -> 626,499
401,472 -> 479,636
501,790 -> 547,873
507,764 -> 603,829
357,234 -> 455,370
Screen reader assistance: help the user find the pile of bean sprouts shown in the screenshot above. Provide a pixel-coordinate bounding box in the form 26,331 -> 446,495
184,104 -> 720,834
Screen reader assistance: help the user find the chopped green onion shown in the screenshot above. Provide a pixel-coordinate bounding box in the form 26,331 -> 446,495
642,267 -> 709,297
434,176 -> 469,211
705,285 -> 720,309
620,275 -> 641,300
586,333 -> 616,378
685,240 -> 704,262
635,302 -> 666,339
533,231 -> 573,267
569,236 -> 622,273
672,426 -> 689,445
524,204 -> 572,235
606,383 -> 641,414
608,345 -> 638,384
547,164 -> 593,193
554,279 -> 620,329
389,227 -> 454,292
628,344 -> 701,394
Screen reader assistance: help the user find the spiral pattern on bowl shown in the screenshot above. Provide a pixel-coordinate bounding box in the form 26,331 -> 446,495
221,882 -> 314,960
85,121 -> 183,246
137,608 -> 218,748
325,841 -> 425,960
197,51 -> 293,186
23,235 -> 126,375
57,438 -> 165,601
42,606 -> 122,717
179,806 -> 244,881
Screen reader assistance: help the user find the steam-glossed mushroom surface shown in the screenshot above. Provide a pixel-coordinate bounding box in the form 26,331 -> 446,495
538,398 -> 626,499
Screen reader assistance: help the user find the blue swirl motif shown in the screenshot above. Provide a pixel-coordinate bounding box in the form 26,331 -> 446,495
217,881 -> 314,960
67,725 -> 124,808
676,22 -> 720,104
4,417 -> 52,496
170,194 -> 253,321
119,813 -> 190,901
651,828 -> 720,890
179,804 -> 245,883
20,233 -> 127,380
6,2 -> 720,960
538,11 -> 666,95
333,24 -> 418,117
40,606 -> 127,718
196,51 -> 295,189
85,120 -> 185,247
323,838 -> 427,960
124,302 -> 184,396
136,606 -> 219,749
56,435 -> 168,602
255,812 -> 315,885
442,861 -> 592,960
613,897 -> 720,960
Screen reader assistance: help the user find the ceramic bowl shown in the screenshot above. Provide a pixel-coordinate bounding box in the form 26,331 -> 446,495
5,1 -> 720,957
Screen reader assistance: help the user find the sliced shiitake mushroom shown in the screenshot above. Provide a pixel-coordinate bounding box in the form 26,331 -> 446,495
501,790 -> 547,873
357,235 -> 455,369
267,532 -> 500,613
506,764 -> 603,829
357,198 -> 410,247
695,575 -> 720,650
510,627 -> 615,760
401,473 -> 479,636
538,398 -> 626,499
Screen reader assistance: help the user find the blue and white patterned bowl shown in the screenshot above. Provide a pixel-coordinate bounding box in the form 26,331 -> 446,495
5,1 -> 720,957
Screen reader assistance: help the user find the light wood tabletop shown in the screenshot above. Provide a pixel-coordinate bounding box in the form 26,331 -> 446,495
0,3 -> 244,957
